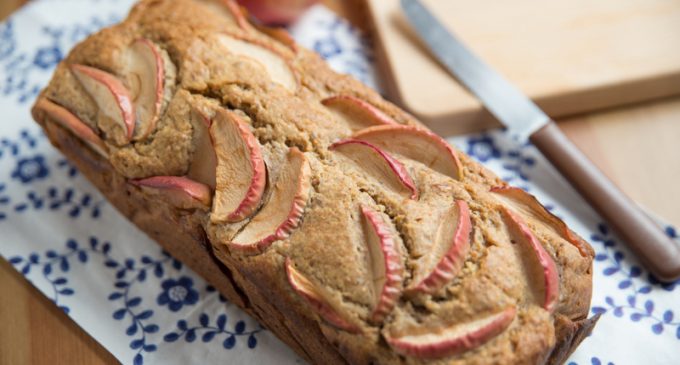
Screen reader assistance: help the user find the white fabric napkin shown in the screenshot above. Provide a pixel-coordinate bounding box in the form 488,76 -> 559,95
1,1 -> 678,364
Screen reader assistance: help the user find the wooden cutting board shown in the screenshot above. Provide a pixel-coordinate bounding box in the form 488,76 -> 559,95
366,0 -> 680,136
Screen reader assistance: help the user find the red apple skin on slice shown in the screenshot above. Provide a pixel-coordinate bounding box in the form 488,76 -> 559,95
361,206 -> 404,323
230,147 -> 311,253
352,125 -> 463,180
222,0 -> 251,29
131,176 -> 212,209
217,33 -> 297,91
502,207 -> 559,313
210,109 -> 266,223
186,109 -> 217,189
331,139 -> 417,199
490,186 -> 591,257
407,200 -> 471,294
125,38 -> 166,140
322,95 -> 397,131
33,98 -> 108,157
285,258 -> 361,333
70,64 -> 135,142
385,307 -> 516,359
254,24 -> 298,53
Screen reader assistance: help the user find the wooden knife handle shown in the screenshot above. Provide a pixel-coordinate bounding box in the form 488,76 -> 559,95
530,121 -> 680,282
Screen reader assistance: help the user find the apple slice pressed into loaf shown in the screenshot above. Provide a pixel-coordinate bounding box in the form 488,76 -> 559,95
31,0 -> 598,364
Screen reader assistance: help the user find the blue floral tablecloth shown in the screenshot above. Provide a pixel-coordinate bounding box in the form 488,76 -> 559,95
1,1 -> 678,364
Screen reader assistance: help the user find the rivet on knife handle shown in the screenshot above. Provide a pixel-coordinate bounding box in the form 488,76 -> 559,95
531,122 -> 680,281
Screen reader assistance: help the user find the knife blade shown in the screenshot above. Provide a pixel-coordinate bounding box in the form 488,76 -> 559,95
401,0 -> 680,281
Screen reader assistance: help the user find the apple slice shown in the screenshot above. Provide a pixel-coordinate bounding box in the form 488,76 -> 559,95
352,125 -> 463,180
217,34 -> 296,91
491,186 -> 590,257
33,98 -> 108,157
361,206 -> 404,323
385,307 -> 516,359
131,176 -> 212,209
254,24 -> 298,53
186,108 -> 217,189
124,38 -> 170,140
210,109 -> 266,223
285,258 -> 360,332
331,139 -> 417,199
222,0 -> 251,29
407,200 -> 471,294
70,64 -> 135,142
502,207 -> 559,312
322,95 -> 396,132
230,147 -> 311,253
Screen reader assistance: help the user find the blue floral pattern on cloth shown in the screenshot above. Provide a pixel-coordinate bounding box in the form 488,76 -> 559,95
157,277 -> 200,312
1,1 -> 678,365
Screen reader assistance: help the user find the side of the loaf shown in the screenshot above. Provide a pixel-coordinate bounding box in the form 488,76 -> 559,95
31,0 -> 598,364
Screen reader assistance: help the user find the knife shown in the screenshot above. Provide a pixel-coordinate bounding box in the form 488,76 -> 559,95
401,0 -> 680,281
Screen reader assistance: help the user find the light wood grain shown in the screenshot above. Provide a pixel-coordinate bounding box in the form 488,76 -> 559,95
1,1 -> 679,364
0,259 -> 119,365
367,0 -> 680,136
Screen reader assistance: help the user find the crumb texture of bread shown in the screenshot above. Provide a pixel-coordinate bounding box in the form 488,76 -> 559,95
31,1 -> 598,364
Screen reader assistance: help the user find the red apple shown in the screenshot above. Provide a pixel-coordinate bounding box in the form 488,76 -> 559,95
407,200 -> 471,294
33,98 -> 108,157
385,307 -> 516,359
230,147 -> 311,253
70,64 -> 135,142
237,0 -> 318,26
331,139 -> 417,199
210,109 -> 266,223
490,186 -> 590,257
502,207 -> 559,313
131,176 -> 212,209
352,125 -> 463,180
361,206 -> 404,323
217,33 -> 297,91
322,95 -> 397,132
186,108 -> 217,189
285,258 -> 360,332
124,38 -> 170,140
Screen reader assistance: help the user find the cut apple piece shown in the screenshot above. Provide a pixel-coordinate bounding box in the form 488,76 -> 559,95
254,24 -> 298,53
222,0 -> 251,29
230,147 -> 311,253
131,176 -> 211,209
210,109 -> 266,223
124,38 -> 170,140
331,139 -> 417,199
352,125 -> 463,180
322,95 -> 396,132
217,34 -> 296,91
361,206 -> 404,323
285,258 -> 360,332
33,98 -> 108,157
70,64 -> 135,142
491,186 -> 590,257
385,307 -> 516,359
502,207 -> 559,312
186,108 -> 217,189
407,200 -> 471,294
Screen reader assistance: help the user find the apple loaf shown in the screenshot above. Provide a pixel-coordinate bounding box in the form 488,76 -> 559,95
31,0 -> 599,363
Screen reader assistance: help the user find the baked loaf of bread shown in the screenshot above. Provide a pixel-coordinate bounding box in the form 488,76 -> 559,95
31,0 -> 599,363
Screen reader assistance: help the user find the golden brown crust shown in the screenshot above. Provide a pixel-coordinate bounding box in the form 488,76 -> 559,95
32,0 -> 598,363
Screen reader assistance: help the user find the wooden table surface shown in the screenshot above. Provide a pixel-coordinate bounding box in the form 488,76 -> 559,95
1,1 -> 679,364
